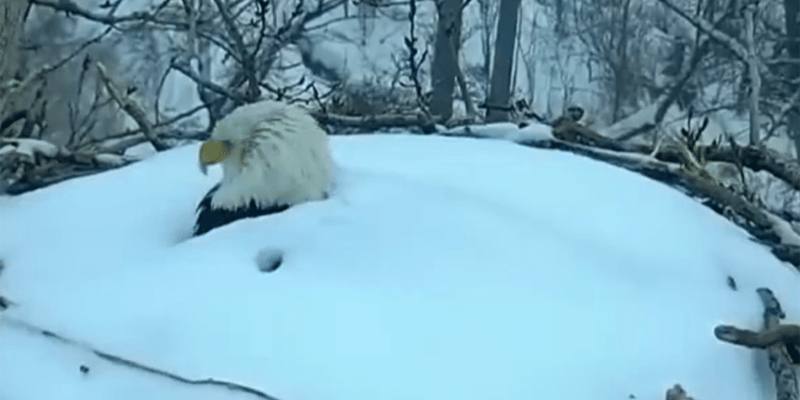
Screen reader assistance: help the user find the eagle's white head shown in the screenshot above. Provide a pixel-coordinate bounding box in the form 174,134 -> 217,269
197,100 -> 333,212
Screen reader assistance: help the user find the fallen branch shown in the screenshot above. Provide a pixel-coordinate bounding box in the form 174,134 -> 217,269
0,138 -> 138,195
313,110 -> 442,133
0,315 -> 281,400
715,324 -> 800,353
714,288 -> 799,400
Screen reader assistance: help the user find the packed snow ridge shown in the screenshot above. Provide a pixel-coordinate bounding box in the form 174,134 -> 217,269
0,128 -> 798,400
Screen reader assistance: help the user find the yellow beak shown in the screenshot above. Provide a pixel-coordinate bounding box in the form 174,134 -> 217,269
198,140 -> 231,175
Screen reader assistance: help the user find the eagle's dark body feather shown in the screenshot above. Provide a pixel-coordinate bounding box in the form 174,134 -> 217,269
193,184 -> 291,236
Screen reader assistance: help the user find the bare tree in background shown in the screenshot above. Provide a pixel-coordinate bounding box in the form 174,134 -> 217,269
742,2 -> 761,144
0,0 -> 349,194
485,0 -> 521,122
429,0 -> 463,119
782,0 -> 800,155
610,0 -> 633,123
572,0 -> 655,125
0,0 -> 27,125
475,0 -> 498,97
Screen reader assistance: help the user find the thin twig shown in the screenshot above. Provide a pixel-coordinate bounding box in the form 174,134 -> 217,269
172,61 -> 248,104
0,316 -> 281,400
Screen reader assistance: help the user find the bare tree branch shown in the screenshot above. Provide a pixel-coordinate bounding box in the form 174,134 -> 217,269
96,62 -> 169,151
655,0 -> 748,62
172,61 -> 248,104
30,0 -> 179,27
211,0 -> 259,101
716,324 -> 800,350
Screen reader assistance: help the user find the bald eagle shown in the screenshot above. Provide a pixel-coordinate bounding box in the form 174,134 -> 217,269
193,100 -> 333,236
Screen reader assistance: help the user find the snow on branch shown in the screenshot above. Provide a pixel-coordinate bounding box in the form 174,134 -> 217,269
0,316 -> 282,400
0,138 -> 137,195
714,288 -> 799,400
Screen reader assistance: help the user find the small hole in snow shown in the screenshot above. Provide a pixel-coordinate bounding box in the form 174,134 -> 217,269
726,275 -> 737,291
256,248 -> 283,273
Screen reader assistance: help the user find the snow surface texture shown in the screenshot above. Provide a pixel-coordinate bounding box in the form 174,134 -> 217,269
1,132 -> 799,400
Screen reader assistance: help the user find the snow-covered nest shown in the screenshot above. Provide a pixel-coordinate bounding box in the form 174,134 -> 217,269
0,131 -> 798,400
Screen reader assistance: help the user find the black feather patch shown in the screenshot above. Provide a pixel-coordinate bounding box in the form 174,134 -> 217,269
193,184 -> 291,236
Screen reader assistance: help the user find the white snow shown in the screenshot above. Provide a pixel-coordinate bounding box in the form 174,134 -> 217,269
1,132 -> 799,400
442,121 -> 553,142
0,138 -> 60,158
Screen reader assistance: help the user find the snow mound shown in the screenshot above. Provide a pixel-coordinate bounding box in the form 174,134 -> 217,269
0,132 -> 798,400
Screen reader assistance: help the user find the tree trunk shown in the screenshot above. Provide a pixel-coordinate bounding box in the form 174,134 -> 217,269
478,0 -> 494,97
429,0 -> 463,120
0,0 -> 26,126
554,0 -> 565,38
783,0 -> 800,156
485,0 -> 522,122
744,5 -> 761,145
611,0 -> 632,123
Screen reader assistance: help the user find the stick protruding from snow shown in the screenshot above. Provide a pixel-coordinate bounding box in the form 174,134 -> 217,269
665,384 -> 694,400
715,288 -> 799,400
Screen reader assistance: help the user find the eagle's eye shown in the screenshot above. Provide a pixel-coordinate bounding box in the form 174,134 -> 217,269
198,139 -> 232,174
